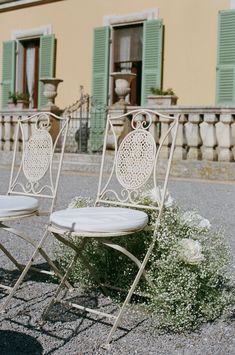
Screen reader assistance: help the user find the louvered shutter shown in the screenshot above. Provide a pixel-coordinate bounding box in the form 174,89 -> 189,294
141,19 -> 163,105
216,10 -> 235,105
38,35 -> 55,108
90,26 -> 110,152
1,41 -> 16,109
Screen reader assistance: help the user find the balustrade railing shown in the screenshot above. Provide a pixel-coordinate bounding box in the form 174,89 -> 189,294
126,106 -> 235,162
0,110 -> 38,152
0,106 -> 235,162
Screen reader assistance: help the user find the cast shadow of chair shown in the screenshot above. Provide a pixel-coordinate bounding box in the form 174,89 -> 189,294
0,330 -> 43,355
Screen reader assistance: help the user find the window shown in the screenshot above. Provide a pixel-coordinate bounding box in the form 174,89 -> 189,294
16,38 -> 40,108
216,9 -> 235,104
1,32 -> 56,109
112,24 -> 143,106
90,18 -> 163,151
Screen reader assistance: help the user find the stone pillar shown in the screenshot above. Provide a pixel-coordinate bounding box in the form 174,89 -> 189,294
216,113 -> 234,161
185,113 -> 202,160
174,114 -> 187,160
200,113 -> 218,161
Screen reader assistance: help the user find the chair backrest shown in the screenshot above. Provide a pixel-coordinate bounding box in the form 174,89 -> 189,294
8,112 -> 69,212
96,109 -> 179,217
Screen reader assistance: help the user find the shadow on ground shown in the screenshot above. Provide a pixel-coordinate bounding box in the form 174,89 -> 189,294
0,330 -> 43,354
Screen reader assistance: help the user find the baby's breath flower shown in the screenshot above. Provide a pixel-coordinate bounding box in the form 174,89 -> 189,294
56,194 -> 233,333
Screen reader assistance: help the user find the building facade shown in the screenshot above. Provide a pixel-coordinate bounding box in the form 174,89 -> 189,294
1,0 -> 235,109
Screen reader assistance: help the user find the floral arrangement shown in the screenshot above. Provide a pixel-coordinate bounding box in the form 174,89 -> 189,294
8,91 -> 30,104
149,87 -> 176,96
56,188 -> 234,332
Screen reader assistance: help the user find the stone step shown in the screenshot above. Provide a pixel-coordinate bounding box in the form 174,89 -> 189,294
1,151 -> 235,181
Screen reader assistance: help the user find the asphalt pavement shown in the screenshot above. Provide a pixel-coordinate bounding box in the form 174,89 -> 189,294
0,166 -> 234,354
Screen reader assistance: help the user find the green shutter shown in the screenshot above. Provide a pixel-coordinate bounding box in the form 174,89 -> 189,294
1,41 -> 16,109
216,10 -> 235,105
38,34 -> 55,108
90,26 -> 110,152
141,19 -> 163,105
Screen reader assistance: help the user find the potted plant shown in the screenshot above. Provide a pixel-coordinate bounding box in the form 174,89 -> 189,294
147,87 -> 178,106
8,92 -> 30,109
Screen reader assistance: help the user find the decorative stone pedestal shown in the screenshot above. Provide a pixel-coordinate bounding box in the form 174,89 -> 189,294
106,72 -> 136,149
40,77 -> 63,110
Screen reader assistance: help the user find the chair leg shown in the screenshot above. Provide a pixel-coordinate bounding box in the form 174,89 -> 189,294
40,253 -> 79,323
0,229 -> 50,313
38,248 -> 73,291
103,239 -> 156,348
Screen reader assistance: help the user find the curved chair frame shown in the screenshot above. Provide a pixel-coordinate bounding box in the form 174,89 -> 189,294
0,112 -> 71,311
17,109 -> 179,347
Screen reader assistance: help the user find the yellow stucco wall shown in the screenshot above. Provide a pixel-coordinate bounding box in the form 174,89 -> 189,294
0,0 -> 230,108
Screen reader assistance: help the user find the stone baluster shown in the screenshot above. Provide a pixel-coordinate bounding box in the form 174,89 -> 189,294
159,116 -> 171,158
185,113 -> 202,160
11,115 -> 19,151
173,114 -> 187,160
200,113 -> 218,161
232,118 -> 235,160
3,115 -> 13,151
149,113 -> 160,144
20,116 -> 30,151
0,115 -> 3,150
216,113 -> 234,161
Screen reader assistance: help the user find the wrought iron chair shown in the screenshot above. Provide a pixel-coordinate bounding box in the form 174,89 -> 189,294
34,109 -> 179,347
0,112 -> 70,312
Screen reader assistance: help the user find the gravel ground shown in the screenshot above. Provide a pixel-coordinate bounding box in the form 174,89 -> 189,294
0,166 -> 234,355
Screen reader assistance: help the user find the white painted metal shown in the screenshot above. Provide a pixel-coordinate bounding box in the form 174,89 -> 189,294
0,111 -> 71,312
27,109 -> 179,346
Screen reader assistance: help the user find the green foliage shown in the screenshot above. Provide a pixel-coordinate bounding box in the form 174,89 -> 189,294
56,195 -> 234,332
150,87 -> 175,96
8,91 -> 30,103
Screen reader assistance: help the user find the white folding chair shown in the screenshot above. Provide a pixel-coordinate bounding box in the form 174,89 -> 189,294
33,109 -> 179,347
0,111 -> 70,312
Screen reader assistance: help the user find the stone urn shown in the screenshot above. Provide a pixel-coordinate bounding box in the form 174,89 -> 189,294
40,77 -> 63,109
110,72 -> 136,108
147,95 -> 178,107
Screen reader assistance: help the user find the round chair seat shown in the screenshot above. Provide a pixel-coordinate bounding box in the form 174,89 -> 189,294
0,195 -> 39,219
50,207 -> 148,235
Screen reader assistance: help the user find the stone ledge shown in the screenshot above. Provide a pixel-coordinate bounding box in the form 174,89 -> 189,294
0,151 -> 235,181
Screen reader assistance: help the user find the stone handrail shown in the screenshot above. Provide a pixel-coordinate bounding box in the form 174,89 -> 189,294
0,106 -> 235,162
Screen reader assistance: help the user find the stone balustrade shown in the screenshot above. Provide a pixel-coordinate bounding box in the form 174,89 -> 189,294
126,106 -> 235,162
0,110 -> 38,152
0,106 -> 235,163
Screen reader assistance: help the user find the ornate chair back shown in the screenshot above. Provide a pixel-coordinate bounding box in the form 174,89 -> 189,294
8,112 -> 70,213
96,109 -> 179,220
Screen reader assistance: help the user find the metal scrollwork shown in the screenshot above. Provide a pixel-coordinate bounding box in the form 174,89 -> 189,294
131,111 -> 152,130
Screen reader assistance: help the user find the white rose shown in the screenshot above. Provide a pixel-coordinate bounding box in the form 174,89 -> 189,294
144,187 -> 174,208
181,211 -> 211,229
178,238 -> 204,265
